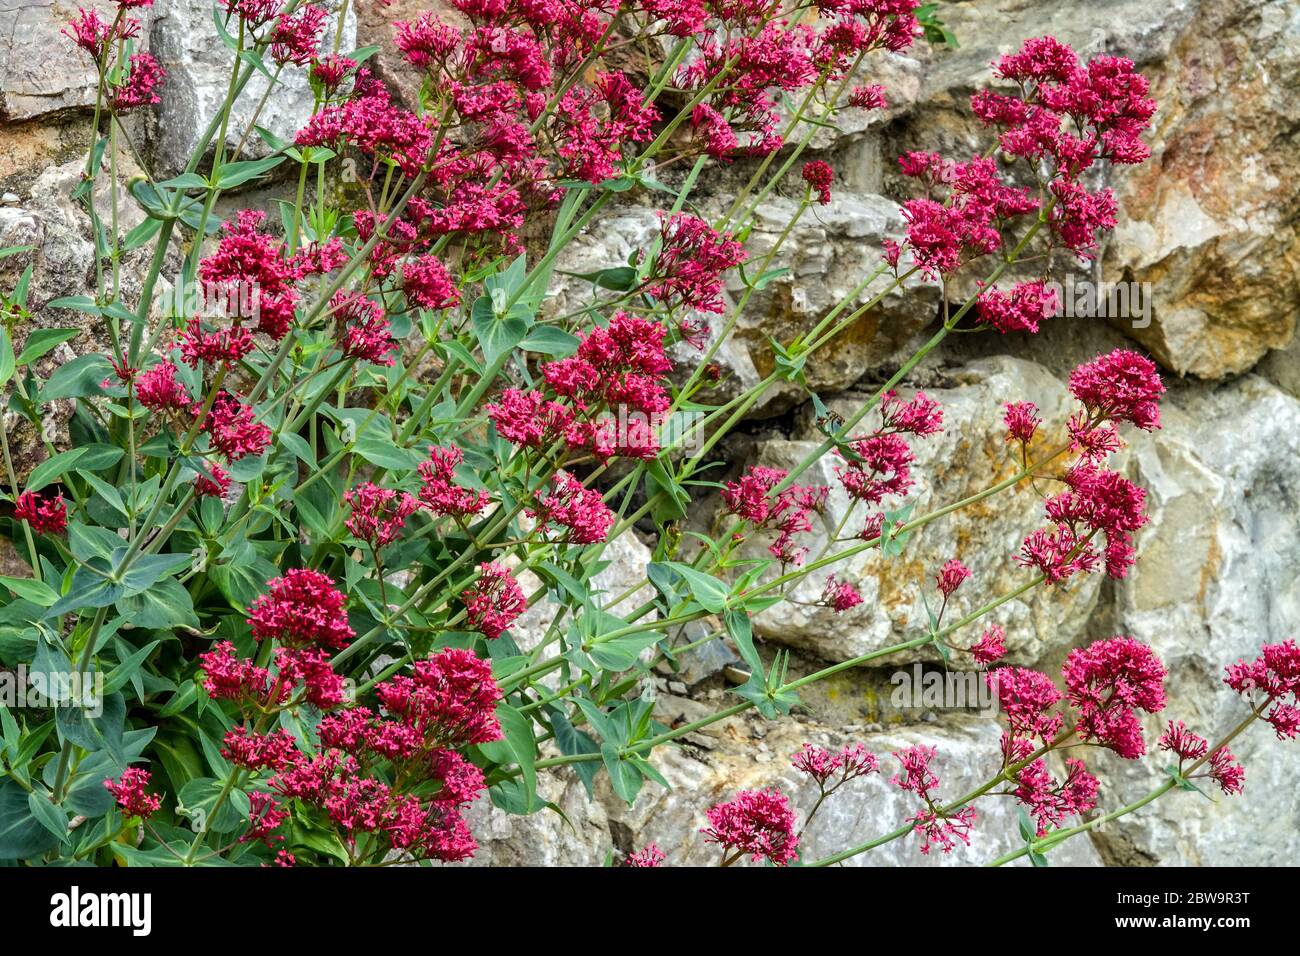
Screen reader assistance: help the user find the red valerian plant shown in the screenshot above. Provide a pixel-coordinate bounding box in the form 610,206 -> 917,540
0,0 -> 1287,870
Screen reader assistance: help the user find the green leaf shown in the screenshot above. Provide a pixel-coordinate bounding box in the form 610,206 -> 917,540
56,692 -> 127,764
24,447 -> 89,493
723,608 -> 763,676
177,777 -> 249,834
661,561 -> 730,612
79,470 -> 129,521
548,707 -> 599,797
589,632 -> 661,672
44,567 -> 125,618
27,790 -> 70,844
0,575 -> 59,607
128,179 -> 178,222
101,640 -> 161,695
602,745 -> 643,805
116,578 -> 199,631
478,704 -> 536,814
119,552 -> 191,595
559,265 -> 638,291
158,172 -> 209,191
16,328 -> 80,366
518,325 -> 580,356
470,295 -> 529,366
0,779 -> 59,859
41,354 -> 112,401
215,155 -> 287,190
0,327 -> 14,387
352,440 -> 424,471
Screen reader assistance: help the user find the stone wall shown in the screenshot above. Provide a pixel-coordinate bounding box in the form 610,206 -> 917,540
2,0 -> 1297,865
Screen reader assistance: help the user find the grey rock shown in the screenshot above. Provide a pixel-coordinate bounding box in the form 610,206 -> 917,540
150,0 -> 355,173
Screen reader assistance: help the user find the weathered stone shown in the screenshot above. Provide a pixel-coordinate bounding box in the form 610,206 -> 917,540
468,712 -> 1102,866
150,0 -> 355,173
738,356 -> 1104,667
0,1 -> 131,121
1094,376 -> 1300,864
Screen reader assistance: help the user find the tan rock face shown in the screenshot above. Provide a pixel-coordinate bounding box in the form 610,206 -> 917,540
0,1 -> 125,121
740,357 -> 1105,668
1104,0 -> 1300,378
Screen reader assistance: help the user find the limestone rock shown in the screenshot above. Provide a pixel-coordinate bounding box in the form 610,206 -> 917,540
1096,376 -> 1300,864
150,0 -> 356,173
0,1 -> 130,121
742,356 -> 1105,667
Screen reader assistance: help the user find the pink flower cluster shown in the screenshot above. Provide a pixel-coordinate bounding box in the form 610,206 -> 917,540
1014,757 -> 1099,836
490,312 -> 674,463
801,160 -> 834,205
1063,637 -> 1167,758
1225,640 -> 1300,740
701,788 -> 798,865
722,464 -> 828,565
645,213 -> 747,317
110,53 -> 166,112
418,445 -> 490,518
835,390 -> 943,536
246,568 -> 355,650
1015,350 -> 1163,584
890,745 -> 976,855
1158,720 -> 1245,796
530,471 -> 616,545
821,575 -> 863,613
244,648 -> 504,863
889,35 -> 1154,323
345,483 -> 420,550
792,742 -> 879,789
14,491 -> 68,535
462,562 -> 527,639
104,767 -> 162,819
680,1 -> 919,161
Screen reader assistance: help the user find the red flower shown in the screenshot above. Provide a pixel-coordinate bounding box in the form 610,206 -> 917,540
625,843 -> 665,867
530,471 -> 615,545
344,483 -> 419,549
701,788 -> 798,865
418,446 -> 489,518
801,159 -> 834,204
935,558 -> 971,597
104,768 -> 161,819
14,491 -> 68,535
1063,637 -> 1167,758
247,569 -> 354,650
461,562 -> 526,640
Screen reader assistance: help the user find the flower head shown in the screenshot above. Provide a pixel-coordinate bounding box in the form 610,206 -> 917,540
418,445 -> 489,518
462,563 -> 526,640
1003,401 -> 1041,445
701,789 -> 798,865
935,559 -> 971,597
1063,637 -> 1167,758
247,569 -> 354,650
345,483 -> 420,549
821,575 -> 863,612
1068,349 -> 1164,430
625,843 -> 665,867
110,53 -> 165,111
104,768 -> 161,818
801,160 -> 833,204
14,491 -> 68,535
